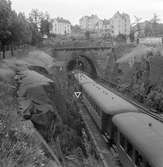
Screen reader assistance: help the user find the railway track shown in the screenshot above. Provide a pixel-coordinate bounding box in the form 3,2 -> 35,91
74,70 -> 163,122
73,71 -> 163,167
98,78 -> 163,123
76,99 -> 119,167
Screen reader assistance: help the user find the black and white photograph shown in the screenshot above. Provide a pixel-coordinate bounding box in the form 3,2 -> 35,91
0,0 -> 163,166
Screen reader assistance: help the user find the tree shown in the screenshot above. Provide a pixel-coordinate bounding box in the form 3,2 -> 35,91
17,13 -> 32,44
151,13 -> 160,24
0,0 -> 32,58
40,12 -> 51,36
144,22 -> 153,37
8,10 -> 20,56
29,9 -> 42,31
6,10 -> 32,56
0,0 -> 12,58
0,3 -> 52,58
150,13 -> 160,36
29,22 -> 42,45
28,9 -> 43,45
134,16 -> 142,37
29,9 -> 51,44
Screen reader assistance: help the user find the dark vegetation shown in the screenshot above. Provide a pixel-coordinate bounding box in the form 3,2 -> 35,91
50,66 -> 100,166
0,74 -> 52,167
0,49 -> 100,166
0,0 -> 51,58
105,45 -> 163,113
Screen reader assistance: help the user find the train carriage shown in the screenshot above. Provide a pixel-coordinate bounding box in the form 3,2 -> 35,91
112,112 -> 163,167
73,71 -> 163,167
74,71 -> 139,138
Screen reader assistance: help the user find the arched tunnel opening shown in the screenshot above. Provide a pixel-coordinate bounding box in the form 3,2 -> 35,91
66,55 -> 97,78
67,60 -> 85,71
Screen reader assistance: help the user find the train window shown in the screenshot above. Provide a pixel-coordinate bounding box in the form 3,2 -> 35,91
126,140 -> 133,158
93,102 -> 101,117
135,151 -> 145,167
120,133 -> 126,149
146,163 -> 151,167
113,125 -> 117,143
97,105 -> 102,116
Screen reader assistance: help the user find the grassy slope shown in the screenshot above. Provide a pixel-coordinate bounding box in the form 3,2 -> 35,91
0,48 -> 61,167
106,44 -> 163,112
0,79 -> 51,167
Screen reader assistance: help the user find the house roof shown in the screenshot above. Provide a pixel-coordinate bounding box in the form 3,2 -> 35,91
113,11 -> 130,20
53,17 -> 71,24
79,15 -> 99,22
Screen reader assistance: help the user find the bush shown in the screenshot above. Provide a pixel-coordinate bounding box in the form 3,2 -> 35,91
145,87 -> 163,112
0,80 -> 50,167
131,83 -> 146,103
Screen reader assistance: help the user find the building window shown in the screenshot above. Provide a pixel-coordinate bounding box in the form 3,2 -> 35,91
135,151 -> 144,167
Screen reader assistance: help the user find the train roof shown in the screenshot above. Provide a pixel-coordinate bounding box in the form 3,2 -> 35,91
75,72 -> 138,115
74,72 -> 93,84
113,112 -> 163,167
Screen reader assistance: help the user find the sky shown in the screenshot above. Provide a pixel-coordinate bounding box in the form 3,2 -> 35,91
12,0 -> 163,25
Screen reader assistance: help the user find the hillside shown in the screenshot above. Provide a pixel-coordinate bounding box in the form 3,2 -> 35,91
106,44 -> 163,112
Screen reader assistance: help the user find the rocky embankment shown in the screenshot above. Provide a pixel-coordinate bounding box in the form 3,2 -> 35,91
0,49 -> 101,167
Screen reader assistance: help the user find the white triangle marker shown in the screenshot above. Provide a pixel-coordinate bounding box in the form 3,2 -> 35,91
74,92 -> 81,98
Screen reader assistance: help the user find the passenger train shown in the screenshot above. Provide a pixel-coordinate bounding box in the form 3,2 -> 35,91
73,71 -> 163,167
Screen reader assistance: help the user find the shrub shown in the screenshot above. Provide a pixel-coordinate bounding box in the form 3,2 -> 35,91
145,87 -> 163,112
0,80 -> 50,167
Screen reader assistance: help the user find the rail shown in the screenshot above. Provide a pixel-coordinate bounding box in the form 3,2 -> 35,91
72,70 -> 163,122
75,98 -> 119,167
98,78 -> 163,123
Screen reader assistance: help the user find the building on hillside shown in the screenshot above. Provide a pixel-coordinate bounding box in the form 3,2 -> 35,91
50,17 -> 71,35
79,12 -> 130,37
132,21 -> 154,38
102,19 -> 113,35
133,21 -> 163,39
95,19 -> 112,32
79,15 -> 100,31
110,11 -> 130,36
95,20 -> 103,32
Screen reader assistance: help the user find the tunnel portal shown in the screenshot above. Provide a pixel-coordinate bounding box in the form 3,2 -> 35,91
66,55 -> 97,78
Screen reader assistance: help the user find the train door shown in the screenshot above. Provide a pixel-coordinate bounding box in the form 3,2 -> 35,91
101,113 -> 114,144
116,131 -> 135,167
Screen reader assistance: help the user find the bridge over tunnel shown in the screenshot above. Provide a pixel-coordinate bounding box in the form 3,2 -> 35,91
66,55 -> 98,78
